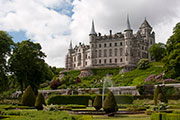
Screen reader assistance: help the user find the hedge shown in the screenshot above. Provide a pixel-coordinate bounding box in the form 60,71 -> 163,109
151,113 -> 180,120
115,95 -> 133,104
47,95 -> 91,106
92,95 -> 133,104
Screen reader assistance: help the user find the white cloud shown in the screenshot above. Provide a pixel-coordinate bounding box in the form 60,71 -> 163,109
0,0 -> 180,67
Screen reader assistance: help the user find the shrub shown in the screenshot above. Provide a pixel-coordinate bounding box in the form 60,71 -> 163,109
47,95 -> 91,106
153,86 -> 168,105
50,79 -> 62,89
103,91 -> 118,115
22,85 -> 36,106
35,93 -> 46,110
93,95 -> 102,111
151,113 -> 180,120
115,95 -> 133,104
137,58 -> 150,70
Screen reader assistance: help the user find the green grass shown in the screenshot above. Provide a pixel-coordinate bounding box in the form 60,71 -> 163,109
112,62 -> 164,86
0,109 -> 91,120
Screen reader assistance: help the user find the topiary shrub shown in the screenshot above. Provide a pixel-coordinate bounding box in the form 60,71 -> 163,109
153,86 -> 168,105
137,58 -> 150,70
103,91 -> 118,116
35,93 -> 46,110
93,95 -> 102,111
22,85 -> 36,106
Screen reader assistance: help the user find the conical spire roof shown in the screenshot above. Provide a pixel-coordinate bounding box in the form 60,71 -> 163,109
89,20 -> 97,35
140,18 -> 152,28
69,40 -> 72,50
126,14 -> 131,30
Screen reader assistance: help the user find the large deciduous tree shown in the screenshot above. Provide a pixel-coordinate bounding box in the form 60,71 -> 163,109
9,40 -> 47,94
149,43 -> 166,61
0,31 -> 14,93
163,22 -> 180,79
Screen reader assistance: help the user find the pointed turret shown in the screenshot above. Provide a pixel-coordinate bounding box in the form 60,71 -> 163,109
126,14 -> 132,30
140,18 -> 152,29
69,40 -> 73,50
89,20 -> 97,36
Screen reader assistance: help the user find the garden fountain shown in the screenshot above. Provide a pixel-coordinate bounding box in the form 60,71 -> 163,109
102,74 -> 114,106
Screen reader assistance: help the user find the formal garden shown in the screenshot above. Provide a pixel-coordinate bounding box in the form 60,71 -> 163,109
1,18 -> 180,120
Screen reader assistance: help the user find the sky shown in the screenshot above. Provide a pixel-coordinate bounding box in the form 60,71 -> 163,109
0,0 -> 180,67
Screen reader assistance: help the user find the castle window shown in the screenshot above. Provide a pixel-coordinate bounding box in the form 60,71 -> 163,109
74,57 -> 76,62
120,58 -> 123,62
109,59 -> 112,63
115,42 -> 117,46
85,62 -> 87,65
114,48 -> 117,56
92,44 -> 94,48
74,64 -> 76,67
109,43 -> 112,47
115,58 -> 117,63
104,49 -> 107,57
99,50 -> 101,57
120,48 -> 123,56
99,44 -> 101,48
95,50 -> 97,57
104,59 -> 106,64
120,42 -> 123,46
99,59 -> 101,64
104,43 -> 106,47
109,49 -> 112,57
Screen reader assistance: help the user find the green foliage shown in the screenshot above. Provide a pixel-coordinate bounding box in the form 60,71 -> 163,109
163,22 -> 180,79
35,93 -> 46,110
115,95 -> 134,104
103,91 -> 118,114
151,113 -> 180,120
22,85 -> 36,106
9,40 -> 49,93
93,95 -> 102,110
47,95 -> 91,106
112,62 -> 163,86
153,86 -> 168,105
0,31 -> 14,93
0,110 -> 77,120
149,43 -> 166,61
137,58 -> 150,70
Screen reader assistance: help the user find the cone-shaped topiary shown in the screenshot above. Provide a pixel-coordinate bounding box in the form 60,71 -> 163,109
154,86 -> 168,105
35,93 -> 46,110
103,91 -> 118,116
22,85 -> 36,106
93,95 -> 102,111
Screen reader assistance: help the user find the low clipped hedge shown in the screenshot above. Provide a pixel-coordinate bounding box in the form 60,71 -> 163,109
47,95 -> 91,106
151,113 -> 180,120
115,95 -> 133,104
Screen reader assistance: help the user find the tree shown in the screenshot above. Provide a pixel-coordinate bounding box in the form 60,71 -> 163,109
0,31 -> 14,93
9,40 -> 47,94
35,93 -> 46,110
103,91 -> 118,116
149,43 -> 166,61
93,95 -> 102,111
22,85 -> 36,106
163,22 -> 180,79
137,58 -> 150,70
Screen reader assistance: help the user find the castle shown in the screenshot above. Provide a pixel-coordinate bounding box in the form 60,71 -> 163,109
65,16 -> 155,72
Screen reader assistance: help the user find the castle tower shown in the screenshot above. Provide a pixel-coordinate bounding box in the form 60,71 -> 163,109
65,40 -> 73,70
139,18 -> 155,61
124,15 -> 133,65
89,20 -> 97,66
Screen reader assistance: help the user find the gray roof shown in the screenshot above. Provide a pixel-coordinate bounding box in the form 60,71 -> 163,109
140,18 -> 152,28
126,14 -> 132,30
89,20 -> 97,35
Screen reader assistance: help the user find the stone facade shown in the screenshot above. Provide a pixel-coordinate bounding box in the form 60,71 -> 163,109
66,16 -> 155,71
